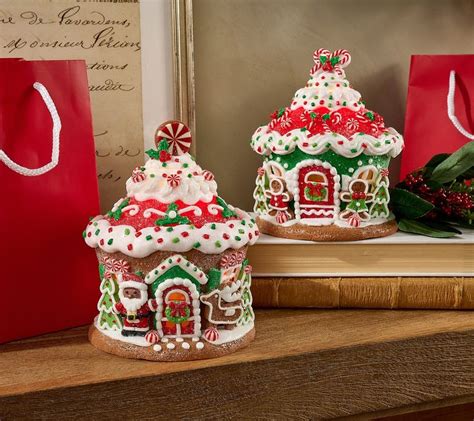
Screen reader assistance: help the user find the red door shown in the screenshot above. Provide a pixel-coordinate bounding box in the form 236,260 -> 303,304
298,164 -> 337,220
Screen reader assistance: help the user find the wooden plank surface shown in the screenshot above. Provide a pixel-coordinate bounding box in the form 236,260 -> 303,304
1,309 -> 474,419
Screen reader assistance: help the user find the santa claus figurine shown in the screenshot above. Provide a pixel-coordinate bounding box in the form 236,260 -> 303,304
113,272 -> 158,337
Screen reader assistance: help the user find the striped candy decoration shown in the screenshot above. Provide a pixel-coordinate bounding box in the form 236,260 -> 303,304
311,48 -> 351,76
155,120 -> 192,156
276,210 -> 289,224
167,174 -> 181,188
131,167 -> 146,183
145,330 -> 161,344
380,168 -> 390,177
203,327 -> 220,343
202,170 -> 215,181
348,213 -> 362,228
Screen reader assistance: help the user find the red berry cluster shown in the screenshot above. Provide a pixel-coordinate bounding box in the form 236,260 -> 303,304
403,172 -> 473,221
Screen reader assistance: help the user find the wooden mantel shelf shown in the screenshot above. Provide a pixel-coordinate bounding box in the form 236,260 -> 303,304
1,309 -> 474,419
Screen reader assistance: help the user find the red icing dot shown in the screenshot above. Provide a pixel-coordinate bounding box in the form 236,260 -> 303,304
223,233 -> 230,240
292,101 -> 296,106
255,230 -> 260,236
135,231 -> 142,237
181,232 -> 189,238
302,142 -> 309,147
336,84 -> 340,87
303,101 -> 307,105
337,140 -> 344,145
174,158 -> 179,162
321,76 -> 325,79
319,100 -> 325,105
157,238 -> 163,243
249,233 -> 253,240
108,227 -> 113,233
162,174 -> 167,178
177,258 -> 182,263
315,82 -> 319,86
100,239 -> 104,246
154,227 -> 161,232
336,101 -> 340,105
177,170 -> 182,174
362,143 -> 367,148
353,103 -> 358,107
87,232 -> 92,237
88,221 -> 93,226
203,234 -> 210,239
127,244 -> 133,251
229,223 -> 234,228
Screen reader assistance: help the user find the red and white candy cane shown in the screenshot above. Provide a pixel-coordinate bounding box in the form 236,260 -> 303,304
155,120 -> 192,156
311,48 -> 351,76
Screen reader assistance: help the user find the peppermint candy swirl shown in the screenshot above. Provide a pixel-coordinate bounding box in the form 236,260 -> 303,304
131,167 -> 146,183
167,174 -> 181,188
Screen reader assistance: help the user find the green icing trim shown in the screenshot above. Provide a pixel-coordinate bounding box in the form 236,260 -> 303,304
155,203 -> 191,226
217,197 -> 237,218
270,149 -> 390,175
107,198 -> 130,221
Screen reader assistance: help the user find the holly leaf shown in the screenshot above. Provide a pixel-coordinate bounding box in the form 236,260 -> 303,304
421,220 -> 462,234
398,219 -> 458,238
424,153 -> 450,169
431,142 -> 474,183
146,148 -> 160,159
390,188 -> 434,219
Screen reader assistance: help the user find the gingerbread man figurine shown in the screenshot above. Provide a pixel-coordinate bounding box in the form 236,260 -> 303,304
264,177 -> 293,223
339,179 -> 374,222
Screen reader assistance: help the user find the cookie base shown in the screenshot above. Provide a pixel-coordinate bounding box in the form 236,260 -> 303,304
256,216 -> 398,241
89,324 -> 255,362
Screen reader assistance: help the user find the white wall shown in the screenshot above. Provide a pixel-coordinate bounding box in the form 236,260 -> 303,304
140,0 -> 174,154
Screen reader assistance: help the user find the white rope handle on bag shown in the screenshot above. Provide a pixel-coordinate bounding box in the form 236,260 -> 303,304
447,70 -> 474,140
0,82 -> 61,176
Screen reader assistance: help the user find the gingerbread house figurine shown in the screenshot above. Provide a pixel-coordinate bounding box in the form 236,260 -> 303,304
251,49 -> 404,241
85,120 -> 259,361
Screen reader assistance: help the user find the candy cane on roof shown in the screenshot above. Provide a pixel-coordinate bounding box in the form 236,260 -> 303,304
332,49 -> 351,66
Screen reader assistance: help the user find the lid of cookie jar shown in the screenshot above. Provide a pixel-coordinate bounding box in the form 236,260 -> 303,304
84,120 -> 259,258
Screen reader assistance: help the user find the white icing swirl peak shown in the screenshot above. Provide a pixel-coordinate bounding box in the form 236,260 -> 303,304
126,153 -> 218,204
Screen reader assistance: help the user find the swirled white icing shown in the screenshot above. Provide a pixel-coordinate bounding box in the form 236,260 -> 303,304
126,153 -> 218,204
251,126 -> 403,158
290,70 -> 363,113
84,209 -> 259,258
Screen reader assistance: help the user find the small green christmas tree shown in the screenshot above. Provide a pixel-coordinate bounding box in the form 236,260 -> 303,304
369,175 -> 390,218
238,261 -> 255,326
253,169 -> 269,214
97,264 -> 122,330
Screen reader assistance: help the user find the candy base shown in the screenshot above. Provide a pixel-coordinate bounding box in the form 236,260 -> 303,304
256,216 -> 398,241
89,324 -> 255,362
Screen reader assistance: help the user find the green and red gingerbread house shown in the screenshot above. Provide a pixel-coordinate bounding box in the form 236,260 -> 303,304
85,120 -> 259,361
251,49 -> 404,241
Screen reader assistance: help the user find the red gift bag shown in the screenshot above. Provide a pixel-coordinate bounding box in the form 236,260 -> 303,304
401,55 -> 474,179
0,59 -> 100,343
